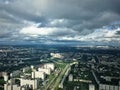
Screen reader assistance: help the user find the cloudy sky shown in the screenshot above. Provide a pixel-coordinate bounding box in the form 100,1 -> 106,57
0,0 -> 120,46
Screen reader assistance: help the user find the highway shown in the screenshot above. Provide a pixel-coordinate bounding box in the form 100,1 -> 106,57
51,64 -> 70,90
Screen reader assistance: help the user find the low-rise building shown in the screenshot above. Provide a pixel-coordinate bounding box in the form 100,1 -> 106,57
4,83 -> 28,90
23,67 -> 30,73
99,84 -> 120,90
50,53 -> 63,59
10,70 -> 21,77
0,72 -> 7,77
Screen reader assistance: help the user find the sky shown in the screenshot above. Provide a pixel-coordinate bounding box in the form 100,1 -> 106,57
0,0 -> 120,46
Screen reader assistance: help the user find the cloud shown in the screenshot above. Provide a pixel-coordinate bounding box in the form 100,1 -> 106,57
79,28 -> 120,42
0,0 -> 120,45
2,0 -> 120,28
20,24 -> 78,37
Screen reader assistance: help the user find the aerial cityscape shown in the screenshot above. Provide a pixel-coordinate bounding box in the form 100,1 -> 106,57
0,0 -> 120,90
0,45 -> 120,90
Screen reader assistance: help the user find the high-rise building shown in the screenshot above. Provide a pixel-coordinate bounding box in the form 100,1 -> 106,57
43,63 -> 55,71
68,74 -> 73,81
32,71 -> 45,80
89,84 -> 95,90
20,78 -> 39,90
4,75 -> 8,82
38,68 -> 51,75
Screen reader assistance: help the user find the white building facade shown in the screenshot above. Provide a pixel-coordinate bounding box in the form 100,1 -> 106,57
43,63 -> 55,71
38,68 -> 51,75
20,79 -> 39,90
32,71 -> 45,80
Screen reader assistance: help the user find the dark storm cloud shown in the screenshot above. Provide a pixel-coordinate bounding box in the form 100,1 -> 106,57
1,0 -> 120,30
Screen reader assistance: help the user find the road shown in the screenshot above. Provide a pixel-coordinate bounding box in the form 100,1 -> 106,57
51,64 -> 70,90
